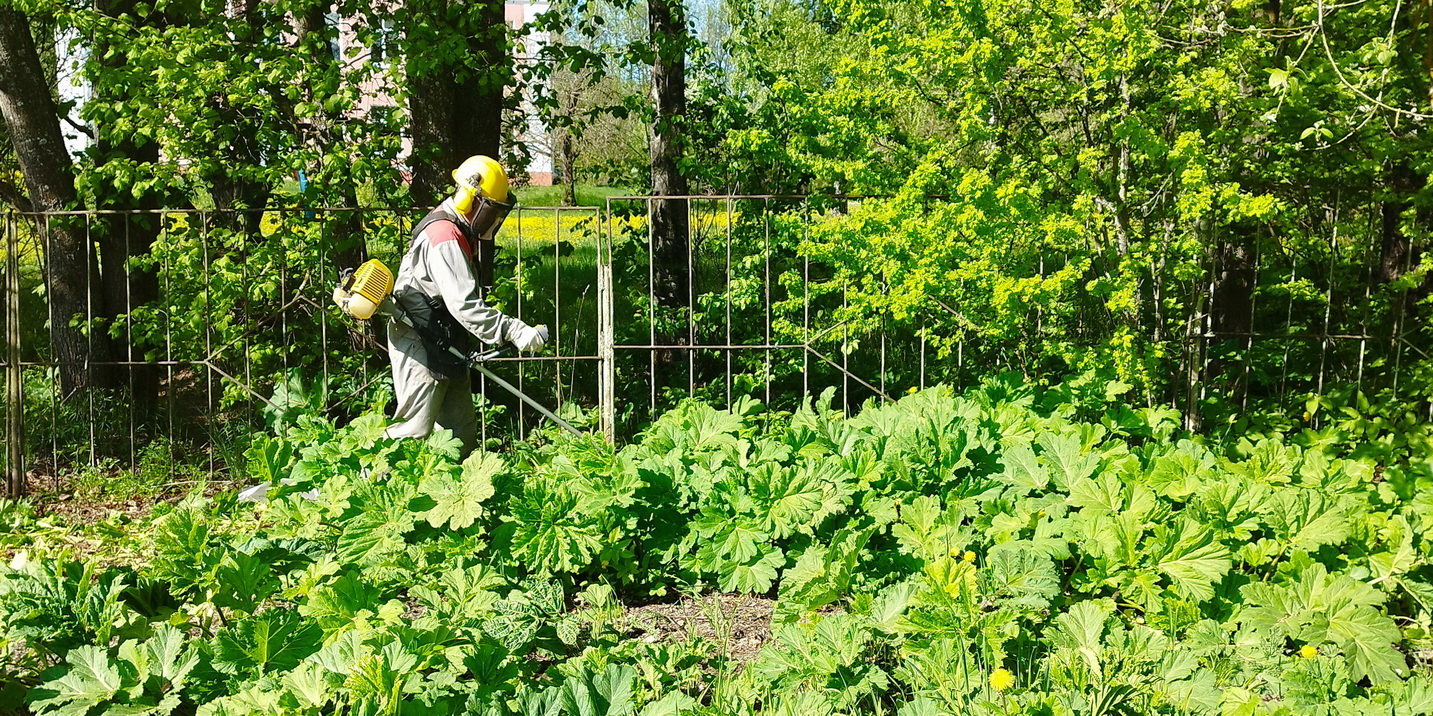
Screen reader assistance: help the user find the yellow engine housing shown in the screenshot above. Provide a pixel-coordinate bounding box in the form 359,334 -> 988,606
333,259 -> 394,320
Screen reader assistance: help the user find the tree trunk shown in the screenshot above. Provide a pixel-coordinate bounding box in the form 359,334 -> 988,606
408,0 -> 506,206
92,0 -> 167,404
560,128 -> 576,206
1211,239 -> 1256,337
96,138 -> 162,406
1380,163 -> 1420,284
204,0 -> 269,235
406,0 -> 457,206
454,0 -> 506,162
649,0 -> 689,311
409,67 -> 457,206
0,7 -> 105,399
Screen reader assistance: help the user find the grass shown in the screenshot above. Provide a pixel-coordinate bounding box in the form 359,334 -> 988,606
514,184 -> 636,208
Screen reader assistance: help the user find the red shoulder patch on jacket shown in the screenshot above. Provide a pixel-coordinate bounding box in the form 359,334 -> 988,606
422,221 -> 473,260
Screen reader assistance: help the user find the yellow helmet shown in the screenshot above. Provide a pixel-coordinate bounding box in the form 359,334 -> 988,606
451,155 -> 510,215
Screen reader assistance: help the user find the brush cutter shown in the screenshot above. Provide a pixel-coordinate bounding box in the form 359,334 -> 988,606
333,259 -> 582,437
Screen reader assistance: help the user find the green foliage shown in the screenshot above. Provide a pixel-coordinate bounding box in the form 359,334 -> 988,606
11,375 -> 1433,712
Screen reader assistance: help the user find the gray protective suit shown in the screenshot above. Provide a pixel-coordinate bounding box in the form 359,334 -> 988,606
385,199 -> 516,455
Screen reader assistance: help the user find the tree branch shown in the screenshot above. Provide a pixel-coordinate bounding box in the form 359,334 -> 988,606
0,174 -> 33,212
61,114 -> 93,139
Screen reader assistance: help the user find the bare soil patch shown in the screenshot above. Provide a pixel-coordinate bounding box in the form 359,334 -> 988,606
625,592 -> 775,662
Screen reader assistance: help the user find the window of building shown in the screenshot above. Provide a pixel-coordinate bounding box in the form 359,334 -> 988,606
371,17 -> 396,66
326,12 -> 343,63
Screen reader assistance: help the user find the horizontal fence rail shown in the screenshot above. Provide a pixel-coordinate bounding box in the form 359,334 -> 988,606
3,195 -> 1426,497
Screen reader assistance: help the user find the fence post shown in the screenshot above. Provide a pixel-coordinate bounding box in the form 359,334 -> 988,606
5,213 -> 23,497
597,201 -> 616,442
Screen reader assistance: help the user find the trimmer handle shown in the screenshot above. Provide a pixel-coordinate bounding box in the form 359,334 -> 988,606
467,343 -> 518,364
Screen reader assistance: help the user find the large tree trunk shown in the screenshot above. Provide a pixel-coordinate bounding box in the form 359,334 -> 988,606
1380,163 -> 1420,284
0,7 -> 106,399
409,69 -> 457,206
649,0 -> 689,310
96,137 -> 162,405
93,0 -> 166,404
408,0 -> 507,206
455,0 -> 505,162
1211,238 -> 1256,338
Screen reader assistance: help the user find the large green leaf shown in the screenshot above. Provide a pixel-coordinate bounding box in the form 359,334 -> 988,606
986,542 -> 1060,611
749,463 -> 826,539
212,550 -> 280,615
213,610 -> 322,678
299,573 -> 382,633
335,481 -> 418,566
507,478 -> 603,575
1037,432 -> 1098,488
419,451 -> 501,530
29,645 -> 124,715
1049,599 -> 1112,679
718,546 -> 785,594
1241,564 -> 1406,684
138,625 -> 199,692
560,663 -> 635,716
1147,520 -> 1231,604
999,444 -> 1049,492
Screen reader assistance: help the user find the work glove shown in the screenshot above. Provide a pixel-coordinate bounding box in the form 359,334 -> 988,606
506,320 -> 549,352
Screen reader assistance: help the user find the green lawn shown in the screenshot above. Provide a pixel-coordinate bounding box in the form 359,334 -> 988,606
513,184 -> 636,208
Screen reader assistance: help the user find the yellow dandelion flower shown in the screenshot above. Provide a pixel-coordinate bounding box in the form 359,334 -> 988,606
962,550 -> 977,563
1299,645 -> 1317,659
990,668 -> 1015,692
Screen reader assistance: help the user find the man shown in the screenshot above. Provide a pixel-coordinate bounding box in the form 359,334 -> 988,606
385,155 -> 547,457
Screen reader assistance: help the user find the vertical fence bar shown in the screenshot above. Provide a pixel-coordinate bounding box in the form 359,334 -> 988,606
842,278 -> 850,415
802,207 -> 810,399
42,215 -> 54,491
124,215 -> 136,479
686,198 -> 694,399
164,215 -> 175,489
1241,244 -> 1259,413
648,199 -> 657,418
1316,215 -> 1335,402
85,214 -> 96,469
554,207 -> 563,407
320,209 -> 331,413
1356,213 -> 1375,395
204,213 -> 215,477
515,207 -> 525,440
510,207 -> 521,441
1279,252 -> 1296,398
725,198 -> 733,408
598,201 -> 615,441
880,272 -> 886,400
5,213 -> 22,496
241,212 -> 253,479
919,316 -> 926,391
764,198 -> 772,406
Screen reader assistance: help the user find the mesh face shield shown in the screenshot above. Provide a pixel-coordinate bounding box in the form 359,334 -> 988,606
470,192 -> 515,241
471,192 -> 515,294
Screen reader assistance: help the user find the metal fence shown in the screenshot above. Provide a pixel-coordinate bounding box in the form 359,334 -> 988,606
2,196 -> 1425,496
